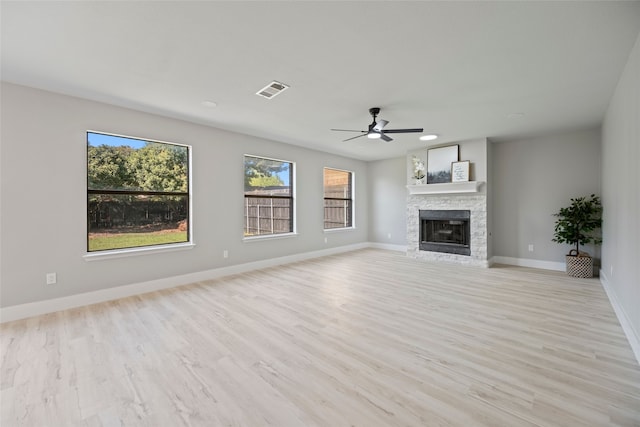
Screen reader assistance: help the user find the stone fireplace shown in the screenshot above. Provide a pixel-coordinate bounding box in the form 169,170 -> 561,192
407,186 -> 488,267
406,139 -> 489,267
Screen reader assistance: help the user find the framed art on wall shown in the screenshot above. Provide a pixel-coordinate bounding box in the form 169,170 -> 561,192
451,160 -> 470,182
427,145 -> 459,183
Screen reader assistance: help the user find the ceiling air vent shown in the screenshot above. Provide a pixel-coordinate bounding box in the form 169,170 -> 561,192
256,81 -> 289,99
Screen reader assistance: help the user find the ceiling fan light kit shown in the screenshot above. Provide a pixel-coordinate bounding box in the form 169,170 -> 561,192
331,107 -> 423,142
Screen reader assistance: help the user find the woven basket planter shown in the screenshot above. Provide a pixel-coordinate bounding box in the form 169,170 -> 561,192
565,249 -> 593,278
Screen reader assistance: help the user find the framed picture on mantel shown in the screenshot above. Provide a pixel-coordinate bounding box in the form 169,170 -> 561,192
427,145 -> 458,183
451,160 -> 470,182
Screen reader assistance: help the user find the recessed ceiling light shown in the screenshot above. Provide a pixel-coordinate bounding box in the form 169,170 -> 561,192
202,100 -> 218,108
507,112 -> 524,119
420,134 -> 438,141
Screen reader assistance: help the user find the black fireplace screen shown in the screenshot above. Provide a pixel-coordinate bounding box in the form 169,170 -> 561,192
420,210 -> 471,255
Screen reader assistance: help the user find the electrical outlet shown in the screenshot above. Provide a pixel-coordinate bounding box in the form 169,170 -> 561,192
528,244 -> 534,252
324,237 -> 328,243
387,233 -> 392,239
46,273 -> 57,285
223,250 -> 228,259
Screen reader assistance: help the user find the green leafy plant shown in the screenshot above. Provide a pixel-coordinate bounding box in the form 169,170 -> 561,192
552,194 -> 603,255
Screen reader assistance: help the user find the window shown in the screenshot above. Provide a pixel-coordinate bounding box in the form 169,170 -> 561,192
244,155 -> 294,237
87,132 -> 190,252
324,168 -> 353,229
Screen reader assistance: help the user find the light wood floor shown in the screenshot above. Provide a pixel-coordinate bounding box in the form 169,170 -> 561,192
2,249 -> 639,426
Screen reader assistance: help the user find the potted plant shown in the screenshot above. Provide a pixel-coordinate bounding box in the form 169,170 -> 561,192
552,194 -> 603,278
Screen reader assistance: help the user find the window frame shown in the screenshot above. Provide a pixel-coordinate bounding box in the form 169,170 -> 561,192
243,154 -> 296,240
323,167 -> 354,230
85,130 -> 193,257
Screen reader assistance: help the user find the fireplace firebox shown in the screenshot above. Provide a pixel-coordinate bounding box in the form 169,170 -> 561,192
420,210 -> 471,255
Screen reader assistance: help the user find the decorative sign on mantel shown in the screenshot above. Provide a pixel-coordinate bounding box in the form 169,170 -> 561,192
451,161 -> 470,182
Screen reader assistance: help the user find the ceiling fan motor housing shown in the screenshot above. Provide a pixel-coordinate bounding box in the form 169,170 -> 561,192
331,107 -> 422,142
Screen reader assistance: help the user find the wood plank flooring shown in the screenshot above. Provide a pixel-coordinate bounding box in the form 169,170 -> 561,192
2,248 -> 639,426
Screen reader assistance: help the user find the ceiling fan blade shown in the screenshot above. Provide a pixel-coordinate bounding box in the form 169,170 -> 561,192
343,133 -> 367,142
382,128 -> 424,134
373,119 -> 388,131
334,108 -> 422,142
331,129 -> 367,133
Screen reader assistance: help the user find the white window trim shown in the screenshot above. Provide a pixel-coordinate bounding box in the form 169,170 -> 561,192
86,130 -> 194,257
83,242 -> 195,261
324,227 -> 356,233
323,166 -> 355,230
243,232 -> 298,242
243,154 -> 296,238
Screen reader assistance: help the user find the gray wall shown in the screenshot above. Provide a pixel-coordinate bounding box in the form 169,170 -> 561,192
602,31 -> 640,346
367,157 -> 407,246
0,83 -> 368,307
407,138 -> 488,184
367,133 -> 602,267
367,138 -> 491,250
491,129 -> 601,263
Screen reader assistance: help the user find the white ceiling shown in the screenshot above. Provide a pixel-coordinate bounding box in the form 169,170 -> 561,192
2,1 -> 640,161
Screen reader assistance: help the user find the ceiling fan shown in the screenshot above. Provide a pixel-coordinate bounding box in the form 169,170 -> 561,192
331,107 -> 423,142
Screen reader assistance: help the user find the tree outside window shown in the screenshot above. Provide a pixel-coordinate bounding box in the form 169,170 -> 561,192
87,132 -> 190,252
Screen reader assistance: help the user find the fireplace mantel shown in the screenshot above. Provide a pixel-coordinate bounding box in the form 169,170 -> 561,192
407,181 -> 484,195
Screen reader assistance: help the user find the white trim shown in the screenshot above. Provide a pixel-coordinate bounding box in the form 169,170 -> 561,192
490,256 -> 565,271
86,130 -> 194,259
324,227 -> 356,233
242,232 -> 298,242
407,181 -> 484,195
369,242 -> 407,252
243,153 -> 296,235
87,130 -> 191,149
323,166 -> 355,230
0,242 -> 369,323
84,242 -> 195,261
599,270 -> 640,365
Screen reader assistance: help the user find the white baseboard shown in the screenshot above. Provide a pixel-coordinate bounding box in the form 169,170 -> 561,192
599,270 -> 640,365
0,242 -> 370,323
368,242 -> 407,252
490,256 -> 565,272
